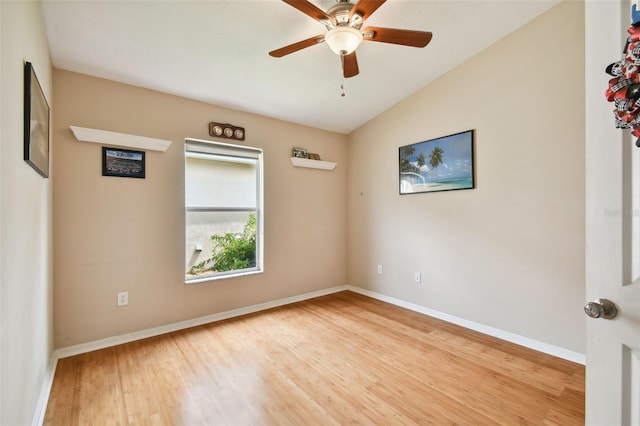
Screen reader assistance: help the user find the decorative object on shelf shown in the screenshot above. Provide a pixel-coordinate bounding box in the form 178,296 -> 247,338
209,122 -> 245,141
605,3 -> 640,147
102,147 -> 145,179
292,147 -> 308,158
290,157 -> 337,171
399,130 -> 475,195
24,61 -> 50,178
308,153 -> 321,160
70,126 -> 171,152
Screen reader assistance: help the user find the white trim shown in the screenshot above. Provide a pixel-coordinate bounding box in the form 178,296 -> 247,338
290,157 -> 337,170
346,286 -> 586,365
186,137 -> 261,158
54,284 -> 585,364
70,126 -> 172,152
40,284 -> 585,424
32,354 -> 58,426
185,269 -> 263,285
54,285 -> 348,359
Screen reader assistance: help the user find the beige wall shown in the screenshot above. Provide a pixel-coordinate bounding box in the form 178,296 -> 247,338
0,1 -> 54,424
347,1 -> 585,353
53,1 -> 586,355
53,70 -> 348,348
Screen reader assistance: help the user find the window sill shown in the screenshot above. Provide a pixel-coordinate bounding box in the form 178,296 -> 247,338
185,268 -> 263,284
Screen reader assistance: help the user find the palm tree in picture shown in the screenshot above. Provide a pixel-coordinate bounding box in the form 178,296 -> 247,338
400,145 -> 417,173
429,147 -> 444,171
417,153 -> 426,170
400,146 -> 415,159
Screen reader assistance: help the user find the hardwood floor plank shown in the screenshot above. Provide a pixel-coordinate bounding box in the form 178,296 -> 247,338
44,291 -> 584,425
425,329 -> 569,396
43,356 -> 83,425
250,306 -> 416,424
366,372 -> 496,425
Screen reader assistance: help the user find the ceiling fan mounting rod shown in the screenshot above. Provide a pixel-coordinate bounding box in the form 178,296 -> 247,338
326,1 -> 362,30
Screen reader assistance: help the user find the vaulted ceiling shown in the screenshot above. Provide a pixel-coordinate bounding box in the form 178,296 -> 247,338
41,0 -> 560,134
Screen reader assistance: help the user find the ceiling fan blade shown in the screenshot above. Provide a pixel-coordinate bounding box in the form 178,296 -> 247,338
362,26 -> 433,47
342,52 -> 359,78
349,0 -> 386,23
282,0 -> 334,25
269,35 -> 325,57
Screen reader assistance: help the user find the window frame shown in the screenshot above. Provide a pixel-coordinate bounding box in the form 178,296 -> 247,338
184,138 -> 264,284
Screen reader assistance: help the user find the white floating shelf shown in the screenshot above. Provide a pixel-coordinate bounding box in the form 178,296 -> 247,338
70,126 -> 172,152
290,157 -> 337,171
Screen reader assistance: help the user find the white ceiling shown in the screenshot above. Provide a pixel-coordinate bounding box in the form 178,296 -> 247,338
41,0 -> 560,134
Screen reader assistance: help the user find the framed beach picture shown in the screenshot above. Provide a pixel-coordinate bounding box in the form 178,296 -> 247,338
399,130 -> 475,195
102,147 -> 146,178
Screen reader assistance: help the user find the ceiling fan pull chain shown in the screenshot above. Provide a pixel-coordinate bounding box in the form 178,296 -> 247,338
341,76 -> 346,97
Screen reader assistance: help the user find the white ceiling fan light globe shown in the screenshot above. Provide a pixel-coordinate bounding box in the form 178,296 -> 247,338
325,26 -> 363,55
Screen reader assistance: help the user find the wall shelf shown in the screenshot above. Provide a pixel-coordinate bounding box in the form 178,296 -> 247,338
70,126 -> 172,152
290,157 -> 337,171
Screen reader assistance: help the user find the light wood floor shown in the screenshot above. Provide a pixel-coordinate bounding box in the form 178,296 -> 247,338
44,291 -> 584,425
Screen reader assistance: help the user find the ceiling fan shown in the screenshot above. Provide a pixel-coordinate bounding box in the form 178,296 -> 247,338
269,0 -> 433,78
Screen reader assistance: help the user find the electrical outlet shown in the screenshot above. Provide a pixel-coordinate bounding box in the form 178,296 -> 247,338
377,264 -> 383,275
117,291 -> 129,306
414,272 -> 421,283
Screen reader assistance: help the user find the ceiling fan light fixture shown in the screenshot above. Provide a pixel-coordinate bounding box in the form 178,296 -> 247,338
325,26 -> 363,55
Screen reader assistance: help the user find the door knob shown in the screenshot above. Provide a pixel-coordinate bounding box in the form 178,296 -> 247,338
584,298 -> 618,319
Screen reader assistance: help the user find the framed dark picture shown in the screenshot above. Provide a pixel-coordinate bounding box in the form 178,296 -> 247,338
102,147 -> 145,178
399,129 -> 475,194
24,62 -> 50,178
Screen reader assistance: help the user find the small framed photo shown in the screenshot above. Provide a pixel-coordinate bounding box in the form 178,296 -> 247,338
23,62 -> 50,178
308,153 -> 321,160
292,147 -> 308,159
102,147 -> 145,178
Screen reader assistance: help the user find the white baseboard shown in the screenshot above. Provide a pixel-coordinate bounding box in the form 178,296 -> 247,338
38,285 -> 346,425
40,283 -> 584,425
53,283 -> 585,363
32,354 -> 58,426
54,285 -> 349,359
347,285 -> 586,365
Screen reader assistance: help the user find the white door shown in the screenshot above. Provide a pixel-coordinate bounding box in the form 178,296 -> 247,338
586,1 -> 640,424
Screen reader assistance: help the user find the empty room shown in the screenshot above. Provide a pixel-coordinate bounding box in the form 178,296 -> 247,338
1,0 -> 638,425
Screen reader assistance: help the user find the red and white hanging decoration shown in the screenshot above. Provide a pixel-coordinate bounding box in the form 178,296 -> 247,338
605,0 -> 640,146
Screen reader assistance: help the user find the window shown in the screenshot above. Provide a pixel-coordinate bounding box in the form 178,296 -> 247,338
185,138 -> 263,282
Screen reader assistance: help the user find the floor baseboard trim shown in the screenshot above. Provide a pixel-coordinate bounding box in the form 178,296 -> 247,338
39,284 -> 583,425
54,285 -> 349,360
346,286 -> 586,365
32,353 -> 58,426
